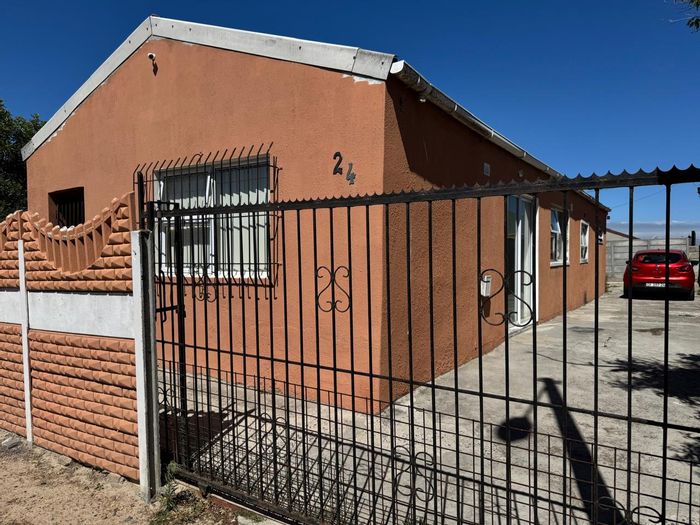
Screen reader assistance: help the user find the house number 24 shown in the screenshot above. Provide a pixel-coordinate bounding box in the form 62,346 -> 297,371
332,152 -> 356,185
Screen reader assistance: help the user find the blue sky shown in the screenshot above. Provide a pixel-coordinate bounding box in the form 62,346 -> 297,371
1,0 -> 698,237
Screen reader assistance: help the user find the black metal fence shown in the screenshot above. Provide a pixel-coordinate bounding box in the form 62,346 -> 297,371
137,159 -> 700,525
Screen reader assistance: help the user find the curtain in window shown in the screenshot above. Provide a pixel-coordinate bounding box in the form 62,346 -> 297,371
550,210 -> 562,262
155,162 -> 269,278
580,222 -> 589,261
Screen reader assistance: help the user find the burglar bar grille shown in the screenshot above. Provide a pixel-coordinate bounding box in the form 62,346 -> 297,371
140,156 -> 700,525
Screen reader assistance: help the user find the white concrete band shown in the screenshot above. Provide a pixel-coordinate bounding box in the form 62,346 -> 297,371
17,241 -> 33,442
0,290 -> 23,324
27,291 -> 135,338
6,235 -> 158,493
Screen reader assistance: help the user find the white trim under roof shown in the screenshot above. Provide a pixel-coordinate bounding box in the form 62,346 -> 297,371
21,15 -> 395,160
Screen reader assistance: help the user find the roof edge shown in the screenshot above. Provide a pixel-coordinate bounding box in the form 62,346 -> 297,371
389,61 -> 613,212
21,17 -> 154,161
389,60 -> 565,180
22,16 -> 395,161
150,16 -> 394,79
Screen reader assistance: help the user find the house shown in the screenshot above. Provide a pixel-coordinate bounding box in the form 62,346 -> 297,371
20,16 -> 607,411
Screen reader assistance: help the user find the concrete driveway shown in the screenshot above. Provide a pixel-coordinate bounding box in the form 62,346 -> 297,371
181,283 -> 700,524
405,281 -> 700,523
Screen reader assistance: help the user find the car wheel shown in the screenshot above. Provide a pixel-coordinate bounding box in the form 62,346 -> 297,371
623,286 -> 628,298
688,288 -> 696,301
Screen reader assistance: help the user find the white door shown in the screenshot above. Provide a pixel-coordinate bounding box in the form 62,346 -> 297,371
506,196 -> 535,327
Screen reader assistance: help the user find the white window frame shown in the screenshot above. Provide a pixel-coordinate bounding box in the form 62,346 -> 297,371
550,208 -> 569,266
580,220 -> 590,263
154,161 -> 270,280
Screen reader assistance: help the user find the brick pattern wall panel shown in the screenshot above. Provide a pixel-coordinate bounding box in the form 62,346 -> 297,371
0,322 -> 25,435
22,192 -> 136,293
0,211 -> 22,289
29,330 -> 139,479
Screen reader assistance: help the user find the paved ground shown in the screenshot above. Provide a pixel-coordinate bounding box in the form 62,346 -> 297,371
427,281 -> 700,457
410,281 -> 700,524
171,283 -> 700,524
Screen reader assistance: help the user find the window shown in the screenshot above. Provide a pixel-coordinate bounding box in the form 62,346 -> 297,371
637,252 -> 682,264
580,221 -> 589,262
49,187 -> 85,227
155,160 -> 270,278
550,209 -> 569,265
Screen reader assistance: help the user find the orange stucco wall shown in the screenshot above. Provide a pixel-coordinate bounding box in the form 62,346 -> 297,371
537,192 -> 607,323
24,41 -> 606,412
25,40 -> 389,409
27,38 -> 387,217
381,77 -> 607,395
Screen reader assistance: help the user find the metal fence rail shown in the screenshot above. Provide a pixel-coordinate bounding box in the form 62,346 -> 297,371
139,159 -> 700,525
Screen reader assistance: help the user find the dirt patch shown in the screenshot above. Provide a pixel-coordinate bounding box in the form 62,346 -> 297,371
0,430 -> 267,525
0,433 -> 150,525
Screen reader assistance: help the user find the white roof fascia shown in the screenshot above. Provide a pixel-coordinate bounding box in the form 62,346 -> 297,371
21,18 -> 154,160
389,60 -> 565,180
22,16 -> 395,160
151,17 -> 394,79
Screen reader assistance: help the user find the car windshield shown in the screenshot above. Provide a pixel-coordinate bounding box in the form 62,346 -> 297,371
636,253 -> 682,264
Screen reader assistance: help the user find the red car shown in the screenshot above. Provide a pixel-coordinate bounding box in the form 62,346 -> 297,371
623,249 -> 696,300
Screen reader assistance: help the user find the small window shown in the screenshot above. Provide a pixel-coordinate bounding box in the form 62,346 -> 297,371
49,187 -> 85,227
550,209 -> 569,265
580,221 -> 589,262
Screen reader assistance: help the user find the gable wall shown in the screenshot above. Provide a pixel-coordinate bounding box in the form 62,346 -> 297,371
26,38 -> 387,218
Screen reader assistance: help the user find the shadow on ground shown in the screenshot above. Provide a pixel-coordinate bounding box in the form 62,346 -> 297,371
159,408 -> 237,469
498,378 -> 627,524
607,353 -> 700,462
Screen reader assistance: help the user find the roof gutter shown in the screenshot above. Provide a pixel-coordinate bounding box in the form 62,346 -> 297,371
388,61 -> 611,211
389,60 -> 565,180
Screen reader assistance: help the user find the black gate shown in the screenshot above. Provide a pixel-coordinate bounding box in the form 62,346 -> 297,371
138,156 -> 700,525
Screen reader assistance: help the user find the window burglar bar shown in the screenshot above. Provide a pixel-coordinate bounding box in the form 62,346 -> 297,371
135,146 -> 279,283
139,160 -> 700,525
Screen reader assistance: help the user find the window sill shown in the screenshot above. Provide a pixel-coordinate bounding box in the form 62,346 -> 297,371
580,259 -> 589,265
549,261 -> 571,268
157,272 -> 272,286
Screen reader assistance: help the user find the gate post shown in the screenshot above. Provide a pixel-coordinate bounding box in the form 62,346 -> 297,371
132,230 -> 161,500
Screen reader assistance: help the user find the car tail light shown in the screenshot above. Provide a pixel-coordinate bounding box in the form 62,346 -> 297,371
678,264 -> 692,273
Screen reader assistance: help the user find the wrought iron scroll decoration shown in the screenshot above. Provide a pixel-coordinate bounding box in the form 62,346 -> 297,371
393,446 -> 435,523
316,265 -> 351,313
597,497 -> 664,524
193,269 -> 218,303
479,268 -> 534,328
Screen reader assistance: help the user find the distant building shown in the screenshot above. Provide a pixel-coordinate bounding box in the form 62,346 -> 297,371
606,228 -> 639,242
